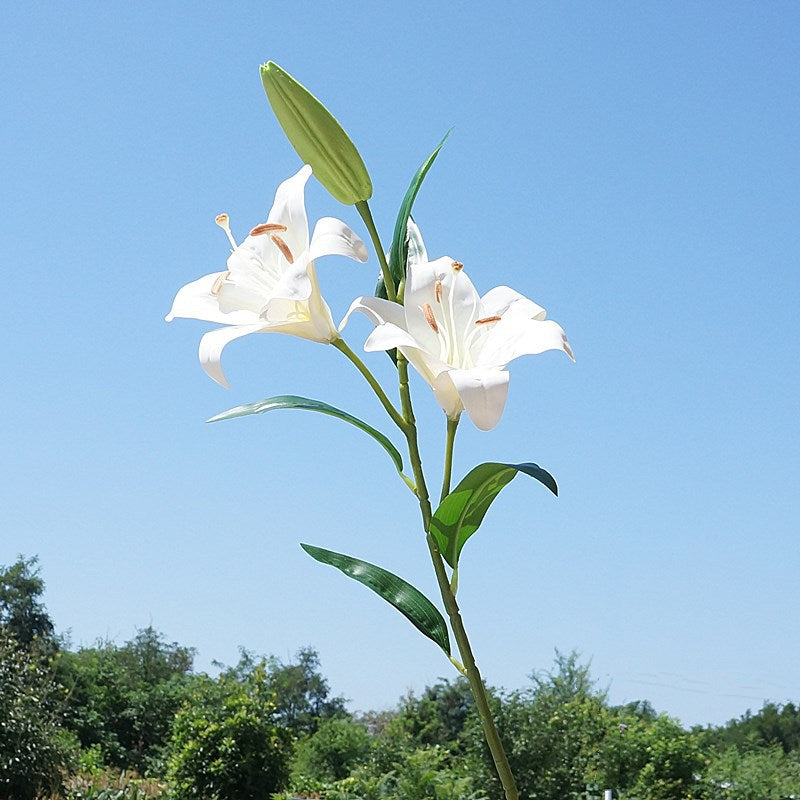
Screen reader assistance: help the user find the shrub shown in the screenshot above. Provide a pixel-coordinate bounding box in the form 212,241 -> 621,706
291,716 -> 371,783
166,663 -> 291,800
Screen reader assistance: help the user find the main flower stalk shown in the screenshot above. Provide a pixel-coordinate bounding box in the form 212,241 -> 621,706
395,355 -> 520,800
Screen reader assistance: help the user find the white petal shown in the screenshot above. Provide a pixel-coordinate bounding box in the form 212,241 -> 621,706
406,218 -> 428,269
266,257 -> 314,302
478,317 -> 574,367
309,217 -> 368,263
165,273 -> 260,326
198,324 -> 262,388
339,295 -> 406,331
266,165 -> 312,258
402,258 -> 449,355
431,371 -> 464,420
304,266 -> 339,341
447,368 -> 510,431
405,257 -> 482,362
364,322 -> 420,353
481,285 -> 547,321
262,264 -> 338,343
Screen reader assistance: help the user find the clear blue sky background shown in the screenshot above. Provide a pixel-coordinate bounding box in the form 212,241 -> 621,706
3,2 -> 798,728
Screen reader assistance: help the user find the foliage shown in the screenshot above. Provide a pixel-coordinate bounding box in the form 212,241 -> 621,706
57,627 -> 195,773
705,702 -> 800,755
62,769 -> 167,800
390,679 -> 474,751
166,661 -> 292,800
2,557 -> 799,800
0,630 -> 72,800
0,555 -> 56,653
290,716 -> 370,783
589,712 -> 704,799
696,746 -> 800,799
468,651 -> 609,800
281,744 -> 487,800
226,646 -> 346,738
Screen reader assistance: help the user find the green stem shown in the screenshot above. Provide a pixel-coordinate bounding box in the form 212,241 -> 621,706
425,533 -> 519,800
440,418 -> 459,504
357,217 -> 519,800
332,339 -> 406,433
397,354 -> 433,520
396,356 -> 519,800
355,200 -> 397,302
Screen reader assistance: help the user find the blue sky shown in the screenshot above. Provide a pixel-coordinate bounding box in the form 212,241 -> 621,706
3,1 -> 798,728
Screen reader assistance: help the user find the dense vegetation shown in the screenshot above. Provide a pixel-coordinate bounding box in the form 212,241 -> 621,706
1,556 -> 799,799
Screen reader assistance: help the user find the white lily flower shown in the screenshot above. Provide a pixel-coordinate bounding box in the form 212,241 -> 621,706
342,238 -> 573,431
166,165 -> 368,387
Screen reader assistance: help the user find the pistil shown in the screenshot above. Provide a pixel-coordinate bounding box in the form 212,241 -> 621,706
214,213 -> 238,250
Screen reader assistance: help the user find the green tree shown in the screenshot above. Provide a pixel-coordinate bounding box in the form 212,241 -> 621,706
698,746 -> 800,799
394,678 -> 475,750
57,626 -> 195,771
589,711 -> 703,799
291,716 -> 371,783
469,651 -> 608,800
166,660 -> 292,800
0,630 -> 72,800
0,555 -> 56,652
708,702 -> 800,755
265,646 -> 347,736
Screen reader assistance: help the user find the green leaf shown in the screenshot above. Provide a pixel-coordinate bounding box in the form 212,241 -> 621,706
207,395 -> 403,475
375,131 -> 450,299
429,462 -> 558,568
301,543 -> 451,655
260,62 -> 372,205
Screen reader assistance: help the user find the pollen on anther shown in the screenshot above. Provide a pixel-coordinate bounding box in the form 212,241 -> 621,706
435,280 -> 443,303
476,315 -> 502,325
211,271 -> 230,296
270,233 -> 294,264
422,303 -> 439,333
451,261 -> 464,271
249,223 -> 288,236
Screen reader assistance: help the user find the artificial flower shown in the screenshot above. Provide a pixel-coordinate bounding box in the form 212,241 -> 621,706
166,165 -> 368,387
342,240 -> 572,430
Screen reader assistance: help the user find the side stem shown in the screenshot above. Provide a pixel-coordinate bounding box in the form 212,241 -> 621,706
355,200 -> 397,302
440,418 -> 459,503
332,338 -> 406,433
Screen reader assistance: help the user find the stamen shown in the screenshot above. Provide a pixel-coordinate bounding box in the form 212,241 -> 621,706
422,303 -> 439,333
214,213 -> 238,250
451,261 -> 463,271
211,271 -> 230,296
476,315 -> 502,325
270,233 -> 294,264
435,280 -> 443,303
249,223 -> 288,236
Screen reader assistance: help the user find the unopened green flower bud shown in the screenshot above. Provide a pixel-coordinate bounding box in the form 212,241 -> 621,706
260,62 -> 373,206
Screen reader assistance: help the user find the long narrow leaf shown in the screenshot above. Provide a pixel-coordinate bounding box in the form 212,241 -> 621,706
430,462 -> 558,568
207,395 -> 403,475
376,131 -> 450,299
301,543 -> 451,655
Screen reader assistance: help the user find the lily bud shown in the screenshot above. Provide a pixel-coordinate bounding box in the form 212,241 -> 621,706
260,62 -> 373,206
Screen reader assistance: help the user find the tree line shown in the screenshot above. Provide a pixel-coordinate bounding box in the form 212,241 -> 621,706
2,555 -> 799,799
